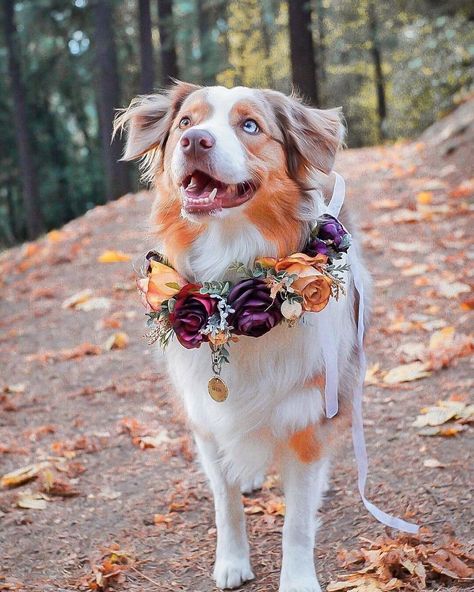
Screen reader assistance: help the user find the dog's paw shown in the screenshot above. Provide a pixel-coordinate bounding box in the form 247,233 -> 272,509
240,473 -> 265,494
279,578 -> 322,592
213,557 -> 255,589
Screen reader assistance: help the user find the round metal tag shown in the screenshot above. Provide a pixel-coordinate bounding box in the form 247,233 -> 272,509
208,376 -> 229,402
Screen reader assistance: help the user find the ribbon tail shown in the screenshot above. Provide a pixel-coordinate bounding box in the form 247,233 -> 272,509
352,268 -> 420,534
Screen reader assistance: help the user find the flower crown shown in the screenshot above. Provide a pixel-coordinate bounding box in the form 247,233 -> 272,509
137,214 -> 351,401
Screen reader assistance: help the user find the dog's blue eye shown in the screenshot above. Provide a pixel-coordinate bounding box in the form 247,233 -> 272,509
242,119 -> 259,134
179,116 -> 191,129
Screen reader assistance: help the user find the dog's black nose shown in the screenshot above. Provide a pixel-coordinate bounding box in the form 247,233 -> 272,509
180,129 -> 215,154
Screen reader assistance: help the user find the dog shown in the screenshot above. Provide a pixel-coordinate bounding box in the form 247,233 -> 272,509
115,82 -> 370,591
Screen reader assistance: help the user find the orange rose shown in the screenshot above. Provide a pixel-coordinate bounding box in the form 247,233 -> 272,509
274,253 -> 328,275
138,260 -> 187,311
292,273 -> 332,312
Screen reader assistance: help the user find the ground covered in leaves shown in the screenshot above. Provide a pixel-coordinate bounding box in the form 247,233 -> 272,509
1,100 -> 473,592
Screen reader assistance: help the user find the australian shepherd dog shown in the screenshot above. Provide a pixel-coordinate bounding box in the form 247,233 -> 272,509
115,82 -> 370,591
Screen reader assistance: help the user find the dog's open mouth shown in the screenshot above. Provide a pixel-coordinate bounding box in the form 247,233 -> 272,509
180,170 -> 256,214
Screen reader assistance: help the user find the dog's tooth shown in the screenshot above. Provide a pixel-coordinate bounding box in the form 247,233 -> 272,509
209,188 -> 218,201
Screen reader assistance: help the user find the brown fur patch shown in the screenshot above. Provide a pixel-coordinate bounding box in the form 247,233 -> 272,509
288,424 -> 322,463
304,373 -> 325,390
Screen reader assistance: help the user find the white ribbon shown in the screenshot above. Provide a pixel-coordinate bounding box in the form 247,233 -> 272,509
323,172 -> 419,533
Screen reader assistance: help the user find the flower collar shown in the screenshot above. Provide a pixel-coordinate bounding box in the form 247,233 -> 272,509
137,214 -> 351,401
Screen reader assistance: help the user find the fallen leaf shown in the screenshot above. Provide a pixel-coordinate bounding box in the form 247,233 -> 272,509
153,513 -> 174,526
47,229 -> 66,243
62,289 -> 94,309
401,264 -> 428,277
412,400 -> 469,428
76,297 -> 111,312
365,363 -> 381,385
383,362 -> 431,385
27,343 -> 102,363
437,281 -> 471,298
427,549 -> 473,579
17,492 -> 48,510
460,297 -> 474,311
2,383 -> 26,394
423,458 -> 444,468
104,332 -> 129,351
97,250 -> 131,263
39,469 -> 80,497
429,326 -> 455,350
416,191 -> 433,204
1,462 -> 50,488
371,198 -> 399,210
449,178 -> 474,199
397,342 -> 426,363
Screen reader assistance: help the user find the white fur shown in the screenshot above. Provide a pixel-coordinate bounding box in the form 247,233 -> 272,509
152,88 -> 369,591
171,86 -> 254,189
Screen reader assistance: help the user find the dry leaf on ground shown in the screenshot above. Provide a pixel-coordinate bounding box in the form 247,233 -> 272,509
1,462 -> 50,488
27,342 -> 102,363
39,469 -> 80,497
97,250 -> 131,263
104,332 -> 129,351
437,281 -> 471,298
413,399 -> 473,437
17,492 -> 49,510
329,532 -> 473,591
383,362 -> 431,385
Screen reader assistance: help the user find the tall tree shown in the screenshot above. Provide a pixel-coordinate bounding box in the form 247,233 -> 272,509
288,0 -> 319,105
315,0 -> 327,87
138,0 -> 155,93
367,1 -> 387,140
157,0 -> 179,84
196,0 -> 214,84
92,0 -> 131,200
3,0 -> 44,239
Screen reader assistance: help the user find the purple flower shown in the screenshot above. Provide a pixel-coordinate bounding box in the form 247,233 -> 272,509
317,214 -> 350,252
227,278 -> 282,338
169,284 -> 217,349
304,237 -> 330,257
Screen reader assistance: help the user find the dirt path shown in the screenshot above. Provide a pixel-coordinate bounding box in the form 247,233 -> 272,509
1,103 -> 473,592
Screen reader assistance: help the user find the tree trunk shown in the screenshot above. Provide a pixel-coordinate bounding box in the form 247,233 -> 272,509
3,0 -> 45,239
288,0 -> 319,105
261,0 -> 275,87
368,1 -> 387,140
92,0 -> 131,201
196,0 -> 213,84
315,0 -> 326,86
157,0 -> 179,84
138,0 -> 155,93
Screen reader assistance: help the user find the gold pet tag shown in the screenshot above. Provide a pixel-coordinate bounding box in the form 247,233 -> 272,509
208,376 -> 229,402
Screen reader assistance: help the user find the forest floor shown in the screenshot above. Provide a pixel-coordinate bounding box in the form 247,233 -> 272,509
1,100 -> 473,592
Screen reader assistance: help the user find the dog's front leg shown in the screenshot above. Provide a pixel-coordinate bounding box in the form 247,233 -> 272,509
279,448 -> 329,592
194,433 -> 255,590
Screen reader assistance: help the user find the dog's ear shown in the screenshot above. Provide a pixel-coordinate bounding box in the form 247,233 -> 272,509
113,81 -> 200,161
262,90 -> 345,179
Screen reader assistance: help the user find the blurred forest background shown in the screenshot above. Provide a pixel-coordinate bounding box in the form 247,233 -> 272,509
0,0 -> 473,245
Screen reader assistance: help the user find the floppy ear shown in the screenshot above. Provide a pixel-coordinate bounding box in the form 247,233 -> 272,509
263,90 -> 345,178
113,81 -> 200,162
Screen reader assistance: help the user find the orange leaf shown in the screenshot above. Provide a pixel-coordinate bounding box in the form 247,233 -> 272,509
97,250 -> 131,263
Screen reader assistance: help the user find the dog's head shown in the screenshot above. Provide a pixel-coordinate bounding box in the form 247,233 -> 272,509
115,82 -> 344,223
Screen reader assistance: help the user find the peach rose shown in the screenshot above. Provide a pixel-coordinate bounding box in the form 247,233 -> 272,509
274,252 -> 328,275
138,260 -> 187,311
292,273 -> 332,312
